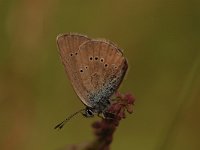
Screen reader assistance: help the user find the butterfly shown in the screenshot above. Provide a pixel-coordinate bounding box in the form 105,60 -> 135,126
54,33 -> 128,129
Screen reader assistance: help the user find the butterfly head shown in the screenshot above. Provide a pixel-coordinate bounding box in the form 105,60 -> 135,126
82,107 -> 95,117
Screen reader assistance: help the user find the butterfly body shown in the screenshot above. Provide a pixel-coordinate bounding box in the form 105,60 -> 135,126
56,33 -> 128,128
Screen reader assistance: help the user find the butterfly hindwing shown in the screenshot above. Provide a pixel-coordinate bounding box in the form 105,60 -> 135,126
76,40 -> 128,107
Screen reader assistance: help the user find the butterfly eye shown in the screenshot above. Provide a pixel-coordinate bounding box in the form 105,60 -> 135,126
87,109 -> 94,116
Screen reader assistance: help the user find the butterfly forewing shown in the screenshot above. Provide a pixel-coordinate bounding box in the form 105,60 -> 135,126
56,33 -> 92,106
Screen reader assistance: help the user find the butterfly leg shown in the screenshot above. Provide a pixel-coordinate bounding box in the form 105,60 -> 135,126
102,111 -> 116,120
96,111 -> 116,120
97,113 -> 106,119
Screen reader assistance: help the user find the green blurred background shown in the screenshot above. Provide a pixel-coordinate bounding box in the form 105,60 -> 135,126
0,0 -> 200,150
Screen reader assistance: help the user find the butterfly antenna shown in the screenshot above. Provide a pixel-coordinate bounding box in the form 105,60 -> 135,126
54,108 -> 85,130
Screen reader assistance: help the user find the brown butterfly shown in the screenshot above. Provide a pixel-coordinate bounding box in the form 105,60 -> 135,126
55,33 -> 128,129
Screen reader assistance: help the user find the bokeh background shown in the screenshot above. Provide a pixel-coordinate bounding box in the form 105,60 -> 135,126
0,0 -> 200,150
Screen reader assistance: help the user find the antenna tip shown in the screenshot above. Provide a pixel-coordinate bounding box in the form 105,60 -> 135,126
54,122 -> 64,130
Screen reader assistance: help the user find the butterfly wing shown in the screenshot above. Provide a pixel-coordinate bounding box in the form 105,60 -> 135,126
56,33 -> 92,106
76,40 -> 128,108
